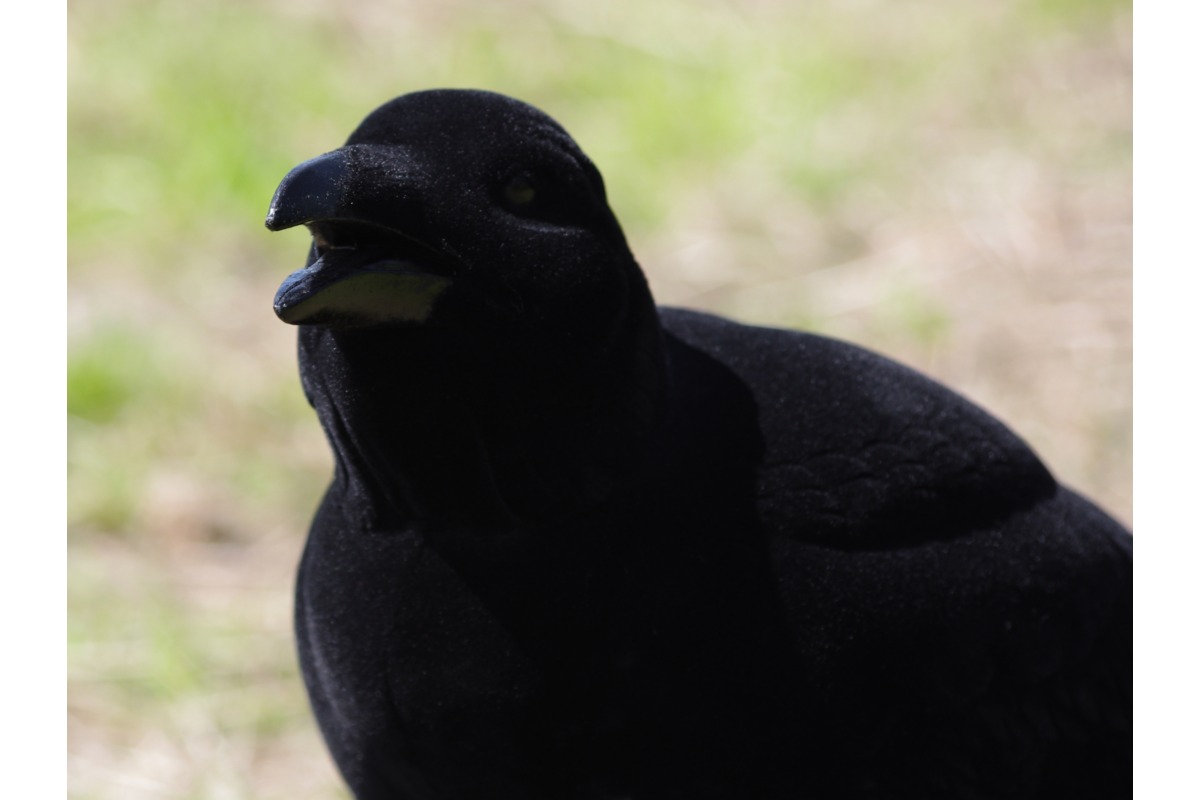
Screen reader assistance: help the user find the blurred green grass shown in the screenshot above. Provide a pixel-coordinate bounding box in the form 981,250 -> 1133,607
68,1 -> 1130,797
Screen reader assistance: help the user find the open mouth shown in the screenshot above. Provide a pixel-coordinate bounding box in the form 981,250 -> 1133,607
273,220 -> 455,326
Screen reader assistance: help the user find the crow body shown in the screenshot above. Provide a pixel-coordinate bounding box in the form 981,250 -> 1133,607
267,90 -> 1131,799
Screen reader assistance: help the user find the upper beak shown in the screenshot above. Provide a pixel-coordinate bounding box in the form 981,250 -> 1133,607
265,149 -> 354,233
265,147 -> 453,326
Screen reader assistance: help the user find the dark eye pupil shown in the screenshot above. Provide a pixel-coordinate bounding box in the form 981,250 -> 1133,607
504,175 -> 536,206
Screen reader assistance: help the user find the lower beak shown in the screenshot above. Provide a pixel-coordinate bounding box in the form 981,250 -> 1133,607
273,251 -> 452,326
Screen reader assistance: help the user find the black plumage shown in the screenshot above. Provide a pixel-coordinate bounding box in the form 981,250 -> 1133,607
266,89 -> 1132,799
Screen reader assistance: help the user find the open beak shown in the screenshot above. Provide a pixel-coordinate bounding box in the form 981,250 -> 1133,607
265,147 -> 453,327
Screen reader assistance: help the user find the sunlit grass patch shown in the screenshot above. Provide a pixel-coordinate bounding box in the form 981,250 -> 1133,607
69,537 -> 340,798
68,326 -> 173,424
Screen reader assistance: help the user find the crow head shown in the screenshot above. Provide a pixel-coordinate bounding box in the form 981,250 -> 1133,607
267,90 -> 643,365
266,90 -> 663,531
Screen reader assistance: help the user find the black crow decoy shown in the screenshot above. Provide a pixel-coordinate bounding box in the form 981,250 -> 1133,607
266,89 -> 1132,800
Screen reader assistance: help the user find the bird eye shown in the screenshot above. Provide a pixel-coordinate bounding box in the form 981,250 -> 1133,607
503,174 -> 537,208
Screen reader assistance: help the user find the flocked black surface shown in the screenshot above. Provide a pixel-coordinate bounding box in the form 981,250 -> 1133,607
267,90 -> 1132,799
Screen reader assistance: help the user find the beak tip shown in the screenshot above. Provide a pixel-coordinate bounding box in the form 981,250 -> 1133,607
265,149 -> 352,234
273,299 -> 301,325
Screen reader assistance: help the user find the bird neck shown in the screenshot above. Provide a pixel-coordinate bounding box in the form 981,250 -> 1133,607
300,283 -> 665,534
